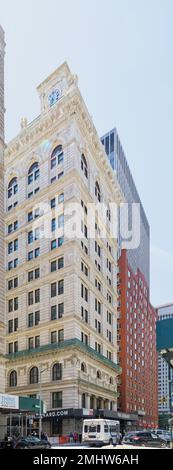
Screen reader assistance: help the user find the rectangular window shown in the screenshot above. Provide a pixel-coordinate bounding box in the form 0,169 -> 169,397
51,176 -> 56,184
35,268 -> 40,279
28,231 -> 33,244
28,211 -> 33,222
28,291 -> 33,305
8,242 -> 13,254
58,257 -> 64,269
58,214 -> 64,228
28,313 -> 34,327
8,320 -> 13,333
58,280 -> 64,295
51,239 -> 56,250
29,337 -> 34,349
51,331 -> 57,344
81,332 -> 88,345
51,305 -> 57,321
58,329 -> 64,342
8,261 -> 13,271
8,223 -> 13,234
35,336 -> 40,348
9,343 -> 13,354
35,289 -> 40,303
51,260 -> 57,272
58,193 -> 64,204
14,239 -> 18,251
52,391 -> 62,408
51,218 -> 56,232
58,303 -> 64,318
58,237 -> 64,247
14,277 -> 18,288
14,341 -> 18,353
35,311 -> 40,325
28,251 -> 33,261
14,258 -> 18,268
35,247 -> 40,258
8,299 -> 13,312
8,280 -> 13,290
14,318 -> 18,331
28,270 -> 34,282
51,282 -> 57,297
51,198 -> 56,208
14,297 -> 18,311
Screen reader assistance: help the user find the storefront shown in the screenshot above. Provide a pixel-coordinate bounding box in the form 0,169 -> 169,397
36,408 -> 138,437
0,393 -> 19,439
0,393 -> 44,439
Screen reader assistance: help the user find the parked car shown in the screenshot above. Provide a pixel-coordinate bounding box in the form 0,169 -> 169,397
14,436 -> 51,449
122,431 -> 167,448
154,429 -> 171,443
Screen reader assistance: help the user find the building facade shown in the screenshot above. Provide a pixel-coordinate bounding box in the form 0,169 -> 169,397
4,63 -> 123,435
101,129 -> 158,428
0,25 -> 5,395
157,304 -> 173,415
117,250 -> 158,427
101,128 -> 150,285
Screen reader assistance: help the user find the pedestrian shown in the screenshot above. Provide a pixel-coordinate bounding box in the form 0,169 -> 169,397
73,431 -> 78,443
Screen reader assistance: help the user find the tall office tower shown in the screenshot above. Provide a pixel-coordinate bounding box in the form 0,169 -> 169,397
101,128 -> 149,285
0,25 -> 5,394
4,63 -> 123,436
101,129 -> 158,428
157,304 -> 173,415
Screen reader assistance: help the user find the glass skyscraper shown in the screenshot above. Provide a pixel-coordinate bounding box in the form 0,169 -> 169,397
101,128 -> 150,286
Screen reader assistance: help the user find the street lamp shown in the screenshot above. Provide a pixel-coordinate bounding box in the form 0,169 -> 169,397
39,367 -> 48,439
168,366 -> 173,448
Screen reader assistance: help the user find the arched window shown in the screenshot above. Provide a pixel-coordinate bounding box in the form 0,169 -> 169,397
9,370 -> 17,387
95,181 -> 101,202
81,362 -> 87,373
52,363 -> 62,381
51,145 -> 63,169
28,162 -> 39,184
110,376 -> 113,385
8,177 -> 18,198
81,154 -> 88,178
97,370 -> 101,379
30,366 -> 39,384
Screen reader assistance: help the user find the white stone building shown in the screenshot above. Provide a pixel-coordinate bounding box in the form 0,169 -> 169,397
4,62 -> 123,435
0,25 -> 5,395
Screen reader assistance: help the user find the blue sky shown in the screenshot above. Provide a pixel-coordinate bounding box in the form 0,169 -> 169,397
1,0 -> 173,306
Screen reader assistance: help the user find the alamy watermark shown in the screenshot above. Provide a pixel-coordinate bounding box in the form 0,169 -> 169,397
31,199 -> 140,250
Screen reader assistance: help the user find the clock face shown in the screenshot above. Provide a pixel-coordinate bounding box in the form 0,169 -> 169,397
48,89 -> 61,106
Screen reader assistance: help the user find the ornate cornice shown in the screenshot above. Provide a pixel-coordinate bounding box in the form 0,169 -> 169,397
5,87 -> 124,204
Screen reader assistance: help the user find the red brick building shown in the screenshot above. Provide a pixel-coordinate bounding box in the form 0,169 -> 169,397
117,250 -> 158,428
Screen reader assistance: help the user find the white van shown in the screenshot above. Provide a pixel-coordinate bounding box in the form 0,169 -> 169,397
82,418 -> 120,446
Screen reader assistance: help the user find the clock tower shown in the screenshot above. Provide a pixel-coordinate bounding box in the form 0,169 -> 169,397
0,25 -> 5,395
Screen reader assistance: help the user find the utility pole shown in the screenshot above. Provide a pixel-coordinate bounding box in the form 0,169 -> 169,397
39,367 -> 48,439
168,365 -> 173,448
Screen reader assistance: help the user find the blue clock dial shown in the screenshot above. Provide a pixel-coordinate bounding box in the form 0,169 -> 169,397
48,89 -> 61,106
